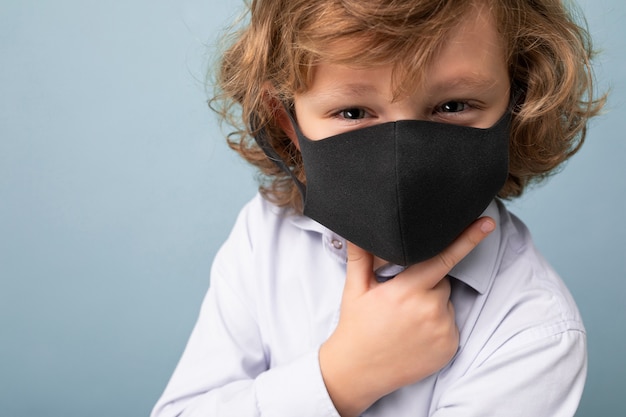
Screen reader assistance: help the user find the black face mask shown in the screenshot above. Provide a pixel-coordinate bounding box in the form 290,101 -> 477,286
254,111 -> 510,268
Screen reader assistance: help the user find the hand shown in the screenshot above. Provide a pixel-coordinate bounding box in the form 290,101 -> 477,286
319,217 -> 496,417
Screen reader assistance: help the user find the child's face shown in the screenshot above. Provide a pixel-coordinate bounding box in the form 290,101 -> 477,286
292,4 -> 510,142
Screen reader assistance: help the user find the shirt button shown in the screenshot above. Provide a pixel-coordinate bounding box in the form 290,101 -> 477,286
331,239 -> 344,250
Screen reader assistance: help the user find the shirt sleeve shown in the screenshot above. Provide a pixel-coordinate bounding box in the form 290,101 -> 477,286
150,199 -> 340,417
432,324 -> 587,417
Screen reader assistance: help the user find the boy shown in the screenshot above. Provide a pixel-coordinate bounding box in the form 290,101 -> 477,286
152,0 -> 605,415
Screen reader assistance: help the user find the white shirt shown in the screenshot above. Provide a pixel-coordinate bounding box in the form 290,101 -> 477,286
151,193 -> 586,417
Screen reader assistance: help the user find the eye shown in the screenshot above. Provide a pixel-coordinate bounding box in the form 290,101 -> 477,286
437,101 -> 468,113
338,108 -> 367,120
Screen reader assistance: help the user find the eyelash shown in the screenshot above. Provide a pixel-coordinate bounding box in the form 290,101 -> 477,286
435,101 -> 469,114
333,101 -> 473,122
336,108 -> 369,120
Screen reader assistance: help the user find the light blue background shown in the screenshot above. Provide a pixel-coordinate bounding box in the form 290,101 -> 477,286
1,1 -> 624,416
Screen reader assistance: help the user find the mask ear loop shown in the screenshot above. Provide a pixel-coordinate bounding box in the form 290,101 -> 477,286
250,111 -> 307,202
510,86 -> 524,113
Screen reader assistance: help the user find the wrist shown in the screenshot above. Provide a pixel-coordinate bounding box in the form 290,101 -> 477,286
319,338 -> 380,417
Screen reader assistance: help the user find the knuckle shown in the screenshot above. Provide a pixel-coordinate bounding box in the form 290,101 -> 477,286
420,300 -> 440,321
442,333 -> 460,360
463,224 -> 487,248
437,318 -> 459,353
346,242 -> 368,263
417,296 -> 448,322
346,251 -> 366,263
436,251 -> 459,270
465,231 -> 480,247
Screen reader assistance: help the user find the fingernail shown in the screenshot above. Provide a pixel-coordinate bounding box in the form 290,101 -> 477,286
480,219 -> 495,233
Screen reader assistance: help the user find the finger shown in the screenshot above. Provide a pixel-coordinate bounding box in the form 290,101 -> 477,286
410,216 -> 496,289
432,274 -> 451,296
343,241 -> 375,299
430,275 -> 452,305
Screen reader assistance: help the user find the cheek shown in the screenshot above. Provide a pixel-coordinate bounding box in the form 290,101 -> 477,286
293,110 -> 329,141
294,97 -> 342,141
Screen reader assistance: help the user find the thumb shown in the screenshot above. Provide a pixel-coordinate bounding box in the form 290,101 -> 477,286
343,242 -> 375,300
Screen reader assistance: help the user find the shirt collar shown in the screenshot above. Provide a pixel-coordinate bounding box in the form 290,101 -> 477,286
288,200 -> 505,294
289,214 -> 349,264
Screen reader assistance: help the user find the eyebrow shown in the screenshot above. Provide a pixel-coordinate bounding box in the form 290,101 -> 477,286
320,83 -> 380,98
346,75 -> 498,94
431,75 -> 501,93
308,75 -> 502,105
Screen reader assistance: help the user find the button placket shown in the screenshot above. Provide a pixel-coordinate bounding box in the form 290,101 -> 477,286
331,239 -> 343,250
325,233 -> 347,263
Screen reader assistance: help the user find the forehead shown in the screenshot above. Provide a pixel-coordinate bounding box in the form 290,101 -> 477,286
296,1 -> 506,96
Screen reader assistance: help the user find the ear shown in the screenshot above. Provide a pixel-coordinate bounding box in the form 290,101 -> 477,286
276,106 -> 299,149
261,82 -> 300,149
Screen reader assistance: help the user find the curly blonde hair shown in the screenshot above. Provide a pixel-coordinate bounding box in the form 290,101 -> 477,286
210,0 -> 605,212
